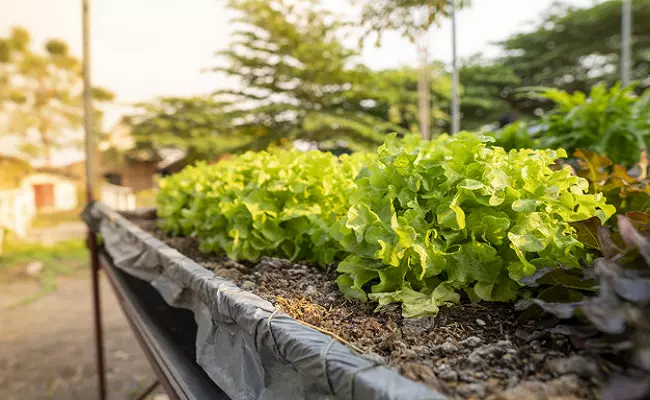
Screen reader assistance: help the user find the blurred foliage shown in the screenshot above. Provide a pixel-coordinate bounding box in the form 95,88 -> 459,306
128,0 -> 650,156
130,0 -> 458,157
458,58 -> 521,130
499,0 -> 650,115
536,84 -> 650,166
0,26 -> 113,166
0,235 -> 87,304
210,0 -> 414,152
451,0 -> 650,123
354,0 -> 470,43
0,156 -> 33,190
573,149 -> 650,215
362,64 -> 452,135
485,121 -> 537,151
129,96 -> 238,163
28,0 -> 647,162
487,84 -> 650,167
131,65 -> 455,158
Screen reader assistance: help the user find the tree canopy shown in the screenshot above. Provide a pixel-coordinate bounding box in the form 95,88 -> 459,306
354,0 -> 470,42
129,96 -> 237,163
458,58 -> 521,130
127,0 -> 650,158
0,26 -> 113,166
366,64 -> 452,134
129,0 -> 458,159
450,0 -> 650,124
499,0 -> 650,114
210,0 -> 419,152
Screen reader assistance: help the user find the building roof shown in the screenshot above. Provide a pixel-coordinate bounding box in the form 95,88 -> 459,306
0,156 -> 78,190
34,167 -> 79,180
0,156 -> 34,190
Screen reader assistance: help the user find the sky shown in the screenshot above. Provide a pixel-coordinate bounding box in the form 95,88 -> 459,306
0,0 -> 597,165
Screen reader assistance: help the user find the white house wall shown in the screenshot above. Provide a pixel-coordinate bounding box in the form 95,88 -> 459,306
0,189 -> 34,237
21,173 -> 79,211
54,181 -> 77,210
0,173 -> 79,236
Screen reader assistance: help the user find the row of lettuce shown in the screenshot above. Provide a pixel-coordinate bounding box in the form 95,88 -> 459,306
156,84 -> 649,318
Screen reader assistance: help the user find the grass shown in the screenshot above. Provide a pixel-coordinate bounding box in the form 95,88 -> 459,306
0,234 -> 88,305
30,208 -> 84,229
136,189 -> 158,208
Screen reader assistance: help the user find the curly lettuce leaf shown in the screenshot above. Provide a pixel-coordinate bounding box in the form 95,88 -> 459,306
335,133 -> 615,316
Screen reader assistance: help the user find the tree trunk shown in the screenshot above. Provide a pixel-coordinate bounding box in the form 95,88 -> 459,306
39,121 -> 53,167
35,79 -> 54,167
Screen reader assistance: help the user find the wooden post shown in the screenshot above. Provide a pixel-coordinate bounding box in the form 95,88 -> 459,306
82,1 -> 107,399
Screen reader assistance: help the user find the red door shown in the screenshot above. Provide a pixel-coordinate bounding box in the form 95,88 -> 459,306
33,184 -> 55,209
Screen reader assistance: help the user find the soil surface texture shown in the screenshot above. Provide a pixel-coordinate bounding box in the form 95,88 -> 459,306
133,217 -> 604,400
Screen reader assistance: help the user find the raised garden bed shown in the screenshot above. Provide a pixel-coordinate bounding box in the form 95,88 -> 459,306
86,202 -> 441,400
85,202 -> 609,400
99,247 -> 231,399
134,215 -> 606,400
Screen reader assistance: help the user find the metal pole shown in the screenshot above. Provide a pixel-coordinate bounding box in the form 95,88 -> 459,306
621,0 -> 632,86
134,380 -> 160,400
82,1 -> 106,399
450,0 -> 460,134
417,35 -> 431,141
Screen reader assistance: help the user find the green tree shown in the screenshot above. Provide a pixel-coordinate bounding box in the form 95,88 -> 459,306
363,64 -> 452,134
130,1 -> 458,157
212,0 -> 407,151
0,27 -> 30,107
500,0 -> 650,114
130,66 -> 454,159
354,0 -> 469,42
353,0 -> 469,139
128,96 -> 244,163
459,58 -> 521,130
0,27 -> 113,166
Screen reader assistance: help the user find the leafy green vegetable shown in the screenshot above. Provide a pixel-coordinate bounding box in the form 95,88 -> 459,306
158,149 -> 373,265
157,133 -> 616,317
537,84 -> 650,167
488,84 -> 650,167
332,133 -> 615,317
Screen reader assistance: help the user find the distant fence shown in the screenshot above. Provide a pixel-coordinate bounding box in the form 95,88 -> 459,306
100,183 -> 136,211
0,189 -> 35,238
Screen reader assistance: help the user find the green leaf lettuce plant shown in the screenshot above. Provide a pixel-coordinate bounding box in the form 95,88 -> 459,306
158,149 -> 373,265
332,133 -> 616,317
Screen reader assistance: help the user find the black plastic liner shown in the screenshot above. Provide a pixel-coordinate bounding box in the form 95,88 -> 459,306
83,201 -> 446,400
100,248 -> 230,399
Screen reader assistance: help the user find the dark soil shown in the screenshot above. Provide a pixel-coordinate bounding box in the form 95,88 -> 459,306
132,217 -> 603,400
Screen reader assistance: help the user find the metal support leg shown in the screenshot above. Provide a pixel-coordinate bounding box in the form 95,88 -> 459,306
81,0 -> 106,396
89,231 -> 107,400
134,380 -> 160,400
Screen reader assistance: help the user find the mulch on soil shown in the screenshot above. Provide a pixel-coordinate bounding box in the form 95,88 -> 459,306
131,217 -> 603,400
